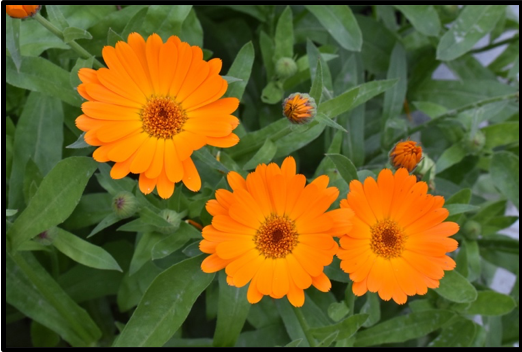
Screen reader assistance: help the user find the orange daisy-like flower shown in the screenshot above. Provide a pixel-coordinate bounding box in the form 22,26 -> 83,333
6,5 -> 41,18
200,156 -> 353,307
337,168 -> 459,304
75,33 -> 240,199
389,140 -> 423,173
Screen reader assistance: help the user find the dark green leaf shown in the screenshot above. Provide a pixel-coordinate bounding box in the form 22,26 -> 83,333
453,291 -> 516,316
69,57 -> 94,89
315,114 -> 347,132
310,314 -> 368,341
274,6 -> 294,61
193,148 -> 229,174
326,153 -> 359,184
354,310 -> 455,346
309,59 -> 323,103
180,8 -> 203,47
478,234 -> 520,254
95,163 -> 136,196
8,157 -> 98,251
285,339 -> 303,347
140,5 -> 192,41
435,270 -> 478,303
66,132 -> 93,149
490,151 -> 519,209
395,5 -> 441,36
305,5 -> 362,51
483,122 -> 519,149
6,56 -> 82,106
242,139 -> 277,170
113,255 -> 215,347
107,27 -> 124,47
46,5 -> 69,30
121,7 -> 148,40
435,143 -> 467,174
275,299 -> 310,347
63,26 -> 93,43
5,15 -> 22,72
213,271 -> 250,347
53,228 -> 122,271
429,317 -> 477,347
445,204 -> 479,216
361,293 -> 381,327
327,301 -> 350,322
31,320 -> 61,347
224,41 -> 255,101
437,5 -> 507,61
151,221 -> 200,260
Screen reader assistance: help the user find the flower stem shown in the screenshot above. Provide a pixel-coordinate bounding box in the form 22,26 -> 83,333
469,34 -> 519,54
33,13 -> 105,69
293,306 -> 317,347
345,281 -> 356,317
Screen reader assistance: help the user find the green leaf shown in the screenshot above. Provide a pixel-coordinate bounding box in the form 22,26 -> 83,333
259,30 -> 275,80
446,188 -> 472,204
180,8 -> 203,47
69,57 -> 94,89
435,270 -> 478,303
354,310 -> 455,346
490,151 -> 519,210
326,153 -> 359,184
315,113 -> 347,132
66,132 -> 93,149
242,139 -> 277,170
318,79 -> 398,118
305,5 -> 362,51
275,300 -> 310,347
140,5 -> 192,41
118,207 -> 182,235
95,163 -> 136,196
8,157 -> 98,251
317,331 -> 339,347
224,41 -> 255,101
285,339 -> 303,347
435,143 -> 467,174
381,42 -> 407,147
5,15 -> 22,72
6,56 -> 82,106
222,75 -> 243,84
6,209 -> 18,217
151,221 -> 200,260
361,293 -> 381,327
413,101 -> 448,119
23,158 -> 43,206
453,291 -> 516,316
128,232 -> 165,276
46,5 -> 69,30
63,26 -> 93,43
53,228 -> 122,271
213,271 -> 250,347
429,317 -> 477,347
261,80 -> 285,104
477,234 -> 520,255
121,7 -> 148,40
394,5 -> 441,36
356,15 -> 396,74
309,59 -> 323,103
445,204 -> 479,216
193,148 -> 230,174
274,6 -> 294,61
483,122 -> 519,149
310,314 -> 368,341
31,320 -> 61,347
8,91 -> 64,210
437,5 -> 507,61
306,39 -> 333,93
87,213 -> 122,238
327,301 -> 350,322
113,255 -> 215,347
107,27 -> 124,47
6,251 -> 101,346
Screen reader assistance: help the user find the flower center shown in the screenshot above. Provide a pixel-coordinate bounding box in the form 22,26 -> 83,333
254,214 -> 299,259
141,96 -> 187,139
370,218 -> 406,259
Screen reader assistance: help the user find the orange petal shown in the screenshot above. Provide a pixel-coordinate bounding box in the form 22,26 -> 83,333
107,132 -> 148,162
311,272 -> 331,292
215,189 -> 235,209
145,137 -> 165,179
110,157 -> 133,179
206,134 -> 240,148
377,168 -> 395,218
227,171 -> 246,191
169,42 -> 193,97
78,68 -> 99,84
157,168 -> 175,199
272,259 -> 289,299
201,253 -> 230,273
245,170 -> 272,218
229,188 -> 265,227
164,139 -> 184,183
115,40 -> 153,96
286,254 -> 312,289
187,97 -> 239,118
145,33 -> 163,94
267,174 -> 287,216
82,101 -> 141,121
96,121 -> 142,143
212,214 -> 256,235
216,240 -> 255,260
158,38 -> 177,96
206,199 -> 228,216
256,258 -> 274,295
287,276 -> 305,307
247,273 -> 264,304
97,67 -> 147,105
232,253 -> 264,287
84,83 -> 143,109
181,157 -> 201,192
139,172 -> 157,195
225,249 -> 259,277
178,49 -> 210,102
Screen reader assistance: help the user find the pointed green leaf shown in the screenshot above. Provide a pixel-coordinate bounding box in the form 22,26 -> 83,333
309,59 -> 323,103
213,271 -> 251,347
69,57 -> 94,89
113,255 -> 215,347
5,15 -> 22,72
46,5 -> 69,30
445,204 -> 479,216
121,7 -> 148,39
274,6 -> 294,60
437,5 -> 507,61
8,157 -> 98,251
107,27 -> 124,47
151,221 -> 200,260
435,270 -> 478,303
66,132 -> 93,149
63,26 -> 93,43
316,113 -> 347,132
305,5 -> 362,51
285,339 -> 303,347
435,143 -> 467,174
193,148 -> 229,174
395,5 -> 441,36
224,41 -> 255,101
242,139 -> 277,170
453,291 -> 516,316
53,228 -> 122,271
310,314 -> 368,341
326,153 -> 359,184
429,317 -> 477,347
490,151 -> 519,209
141,5 -> 192,41
354,310 -> 455,346
318,79 -> 398,118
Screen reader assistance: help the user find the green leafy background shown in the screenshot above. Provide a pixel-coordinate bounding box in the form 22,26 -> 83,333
5,5 -> 519,347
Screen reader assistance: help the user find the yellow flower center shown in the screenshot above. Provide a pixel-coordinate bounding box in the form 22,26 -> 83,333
254,214 -> 299,259
370,218 -> 406,259
141,96 -> 187,139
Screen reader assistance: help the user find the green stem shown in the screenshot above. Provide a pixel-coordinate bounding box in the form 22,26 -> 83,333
293,306 -> 317,347
469,34 -> 519,54
345,281 -> 355,317
34,13 -> 105,69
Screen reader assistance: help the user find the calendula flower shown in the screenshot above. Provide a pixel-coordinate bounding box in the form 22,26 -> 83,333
389,140 -> 423,173
337,168 -> 459,304
283,93 -> 316,124
75,33 -> 240,199
200,156 -> 353,307
6,5 -> 41,18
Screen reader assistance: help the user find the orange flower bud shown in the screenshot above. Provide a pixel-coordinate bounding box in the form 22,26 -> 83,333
282,92 -> 316,124
389,140 -> 423,173
6,5 -> 41,19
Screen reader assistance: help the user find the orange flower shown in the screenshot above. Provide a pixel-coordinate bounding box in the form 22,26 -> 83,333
6,5 -> 41,18
75,33 -> 240,199
337,168 -> 459,304
389,140 -> 423,173
200,156 -> 353,307
283,93 -> 316,124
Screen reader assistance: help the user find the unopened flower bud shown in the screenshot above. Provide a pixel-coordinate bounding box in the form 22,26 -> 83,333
112,191 -> 138,219
462,220 -> 481,240
275,57 -> 298,79
389,140 -> 423,173
158,209 -> 182,234
6,5 -> 41,19
34,227 -> 58,246
463,130 -> 486,155
282,93 -> 316,125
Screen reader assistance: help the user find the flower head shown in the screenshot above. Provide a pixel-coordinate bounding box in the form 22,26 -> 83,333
275,57 -> 298,79
200,156 -> 353,307
389,140 -> 423,173
337,168 -> 459,304
283,93 -> 316,125
75,33 -> 240,199
6,5 -> 41,18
